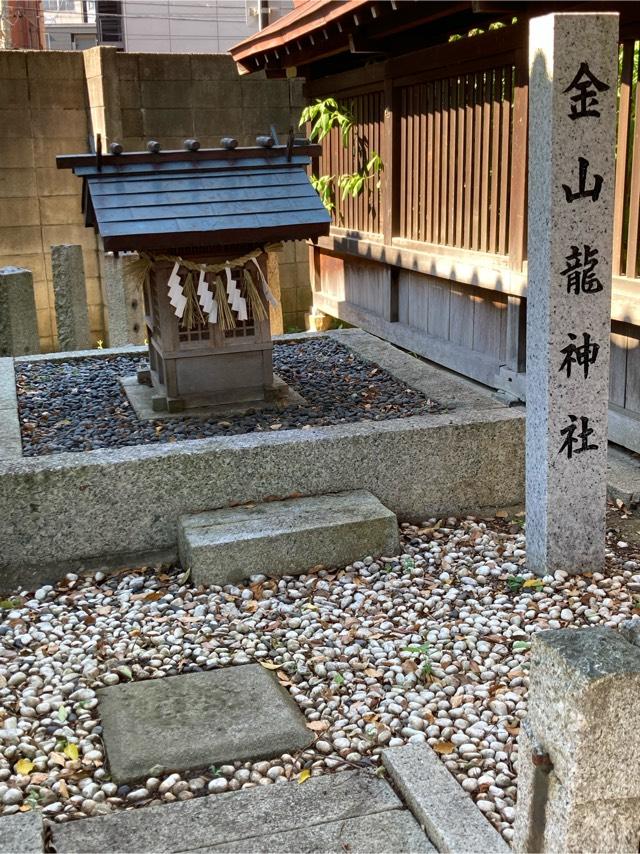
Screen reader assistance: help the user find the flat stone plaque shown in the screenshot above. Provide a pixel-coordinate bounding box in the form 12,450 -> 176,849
97,665 -> 313,783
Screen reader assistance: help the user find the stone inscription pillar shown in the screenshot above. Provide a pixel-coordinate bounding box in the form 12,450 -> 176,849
526,13 -> 619,575
0,266 -> 40,356
52,244 -> 91,352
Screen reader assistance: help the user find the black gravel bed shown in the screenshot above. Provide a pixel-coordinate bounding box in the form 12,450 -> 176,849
16,338 -> 441,456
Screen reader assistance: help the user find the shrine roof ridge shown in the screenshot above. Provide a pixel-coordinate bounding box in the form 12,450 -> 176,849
56,143 -> 322,171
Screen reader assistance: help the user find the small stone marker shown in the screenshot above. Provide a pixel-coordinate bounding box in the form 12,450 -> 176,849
51,244 -> 91,352
513,628 -> 640,852
0,267 -> 40,356
101,252 -> 146,347
526,12 -> 619,574
97,664 -> 313,783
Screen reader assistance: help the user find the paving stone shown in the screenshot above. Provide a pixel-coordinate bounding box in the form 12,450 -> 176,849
382,744 -> 509,853
197,810 -> 436,853
179,490 -> 400,586
0,811 -> 44,853
50,769 -> 401,853
97,664 -> 313,783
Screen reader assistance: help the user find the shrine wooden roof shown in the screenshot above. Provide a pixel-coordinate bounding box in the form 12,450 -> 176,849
56,144 -> 330,252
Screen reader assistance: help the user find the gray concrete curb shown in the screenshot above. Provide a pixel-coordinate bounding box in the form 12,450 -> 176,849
382,743 -> 510,853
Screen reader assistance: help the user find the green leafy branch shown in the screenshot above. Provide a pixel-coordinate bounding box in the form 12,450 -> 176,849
300,98 -> 384,214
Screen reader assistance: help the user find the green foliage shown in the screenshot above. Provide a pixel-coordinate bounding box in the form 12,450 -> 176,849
403,641 -> 433,683
300,98 -> 384,214
506,575 -> 525,592
449,16 -> 517,42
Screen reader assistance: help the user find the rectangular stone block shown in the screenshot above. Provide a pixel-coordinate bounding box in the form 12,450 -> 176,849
0,810 -> 43,853
179,490 -> 400,586
51,244 -> 91,351
0,267 -> 40,356
383,744 -> 510,853
51,769 -> 400,853
97,665 -> 313,783
101,253 -> 145,347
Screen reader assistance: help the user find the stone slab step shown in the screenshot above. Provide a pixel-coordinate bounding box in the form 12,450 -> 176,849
97,665 -> 313,784
50,770 -> 403,854
197,810 -> 436,853
382,744 -> 510,853
178,490 -> 399,586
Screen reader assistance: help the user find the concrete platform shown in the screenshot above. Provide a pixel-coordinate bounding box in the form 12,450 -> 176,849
178,490 -> 399,585
120,373 -> 306,421
1,331 -> 526,590
97,665 -> 313,784
49,770 -> 408,854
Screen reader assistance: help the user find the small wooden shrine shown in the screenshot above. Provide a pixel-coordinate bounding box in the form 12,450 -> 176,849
57,139 -> 330,412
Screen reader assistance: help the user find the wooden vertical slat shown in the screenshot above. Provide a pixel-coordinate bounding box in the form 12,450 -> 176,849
426,81 -> 434,244
472,71 -> 483,249
412,84 -> 421,241
399,87 -> 407,239
418,83 -> 427,243
432,79 -> 442,244
448,77 -> 457,246
625,49 -> 640,280
406,87 -> 414,240
455,75 -> 465,247
625,327 -> 640,413
612,42 -> 634,276
463,73 -> 474,249
498,66 -> 513,256
489,67 -> 501,253
508,51 -> 528,269
382,79 -> 396,244
480,70 -> 492,253
440,78 -> 449,245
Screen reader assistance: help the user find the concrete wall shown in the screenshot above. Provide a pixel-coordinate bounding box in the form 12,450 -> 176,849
0,49 -> 102,352
0,47 -> 311,351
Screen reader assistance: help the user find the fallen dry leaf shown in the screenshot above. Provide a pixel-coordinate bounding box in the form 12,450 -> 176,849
297,769 -> 311,784
306,720 -> 329,732
434,741 -> 455,755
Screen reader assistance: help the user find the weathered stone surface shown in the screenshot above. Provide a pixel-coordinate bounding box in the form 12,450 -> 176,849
201,811 -> 435,853
98,665 -> 313,783
607,445 -> 640,508
382,744 -> 510,853
526,13 -> 619,574
513,628 -> 640,853
179,491 -> 399,586
0,266 -> 40,357
51,244 -> 91,351
0,361 -> 524,589
0,810 -> 44,853
51,769 -> 401,853
101,252 -> 145,347
0,357 -> 21,460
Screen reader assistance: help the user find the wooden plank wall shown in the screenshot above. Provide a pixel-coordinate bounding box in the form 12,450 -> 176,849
310,25 -> 640,448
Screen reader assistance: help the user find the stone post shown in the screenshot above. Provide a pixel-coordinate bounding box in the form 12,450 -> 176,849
101,252 -> 146,347
51,244 -> 91,352
0,266 -> 40,356
526,13 -> 619,575
513,628 -> 640,853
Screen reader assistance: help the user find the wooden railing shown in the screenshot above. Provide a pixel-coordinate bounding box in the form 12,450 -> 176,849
314,24 -> 639,285
613,38 -> 640,281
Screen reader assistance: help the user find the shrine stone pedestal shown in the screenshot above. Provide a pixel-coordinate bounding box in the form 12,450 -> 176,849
526,13 -> 618,575
52,244 -> 91,351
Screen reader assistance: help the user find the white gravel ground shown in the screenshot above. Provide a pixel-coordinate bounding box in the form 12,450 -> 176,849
1,511 -> 638,844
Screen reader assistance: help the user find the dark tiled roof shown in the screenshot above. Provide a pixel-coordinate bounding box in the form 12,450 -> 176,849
58,147 -> 330,252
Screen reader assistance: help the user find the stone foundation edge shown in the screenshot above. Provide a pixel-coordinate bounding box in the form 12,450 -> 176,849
0,407 -> 525,591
